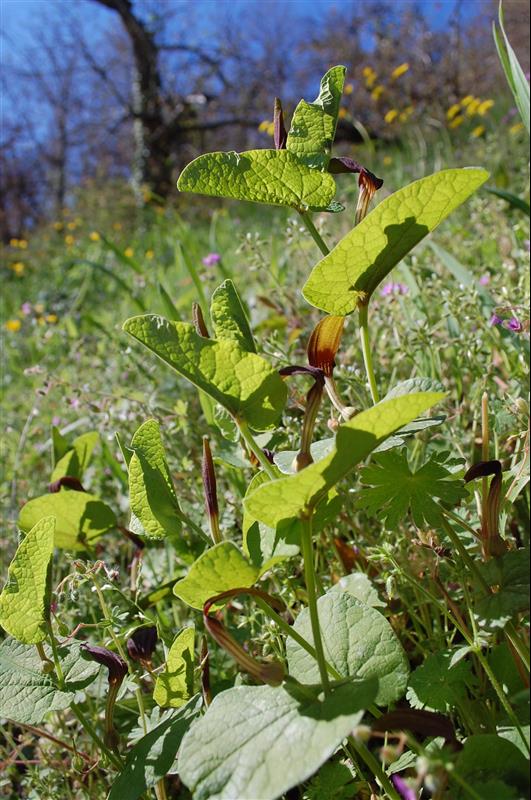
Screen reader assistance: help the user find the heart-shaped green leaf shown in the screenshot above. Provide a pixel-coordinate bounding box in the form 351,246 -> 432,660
123,316 -> 287,431
0,517 -> 55,644
243,470 -> 300,573
128,419 -> 182,539
244,392 -> 444,527
177,149 -> 336,211
286,592 -> 409,706
154,627 -> 195,708
179,678 -> 377,800
50,431 -> 99,482
286,65 -> 346,170
18,491 -> 116,550
210,279 -> 256,352
303,168 -> 489,315
173,542 -> 259,610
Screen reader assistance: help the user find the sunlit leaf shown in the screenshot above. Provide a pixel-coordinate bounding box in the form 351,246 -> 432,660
50,431 -> 99,482
173,542 -> 259,610
210,279 -> 256,352
18,491 -> 116,550
154,627 -> 195,708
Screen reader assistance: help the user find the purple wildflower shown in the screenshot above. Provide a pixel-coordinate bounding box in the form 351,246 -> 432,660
52,415 -> 61,426
380,281 -> 409,298
506,317 -> 523,332
479,274 -> 490,286
489,313 -> 503,327
21,302 -> 32,315
391,774 -> 417,800
202,252 -> 221,267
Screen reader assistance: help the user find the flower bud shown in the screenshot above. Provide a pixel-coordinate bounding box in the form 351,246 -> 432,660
273,97 -> 287,150
202,436 -> 221,543
192,302 -> 209,338
126,626 -> 158,666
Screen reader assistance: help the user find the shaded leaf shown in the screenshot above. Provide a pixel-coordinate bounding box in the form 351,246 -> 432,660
50,431 -> 99,482
474,548 -> 530,630
19,491 -> 116,550
406,651 -> 474,712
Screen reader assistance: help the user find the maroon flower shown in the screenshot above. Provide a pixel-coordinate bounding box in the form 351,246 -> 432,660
82,644 -> 128,684
126,627 -> 158,665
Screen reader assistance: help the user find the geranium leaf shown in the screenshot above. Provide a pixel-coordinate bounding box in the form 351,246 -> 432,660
177,149 -> 336,211
244,392 -> 444,527
123,316 -> 287,431
18,491 -> 116,550
179,678 -> 377,800
210,279 -> 256,352
453,735 -> 530,799
108,696 -> 202,800
0,517 -> 55,644
286,65 -> 346,170
406,651 -> 475,712
473,548 -> 530,630
286,592 -> 409,706
302,168 -> 489,315
154,627 -> 195,708
128,419 -> 182,539
173,542 -> 259,610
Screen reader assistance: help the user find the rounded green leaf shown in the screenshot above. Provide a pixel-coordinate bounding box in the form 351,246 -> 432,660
286,592 -> 409,705
0,517 -> 55,644
303,168 -> 489,315
123,316 -> 287,431
50,431 -> 99,482
210,279 -> 256,352
179,679 -> 377,800
173,542 -> 259,610
154,627 -> 195,708
177,149 -> 336,210
244,391 -> 445,527
18,491 -> 117,550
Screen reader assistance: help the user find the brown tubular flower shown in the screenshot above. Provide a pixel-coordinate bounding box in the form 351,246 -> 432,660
82,644 -> 128,752
202,436 -> 221,543
307,316 -> 355,421
464,460 -> 507,559
126,626 -> 158,667
192,302 -> 209,338
279,365 -> 325,470
49,476 -> 86,493
328,157 -> 383,224
203,588 -> 285,686
200,635 -> 212,707
273,97 -> 287,150
372,708 -> 460,752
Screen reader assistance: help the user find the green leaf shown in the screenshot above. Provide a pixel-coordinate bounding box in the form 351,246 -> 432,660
244,392 -> 445,527
210,279 -> 256,352
303,761 -> 356,800
179,678 -> 377,800
453,734 -> 530,799
154,627 -> 195,708
286,65 -> 346,170
286,592 -> 409,706
0,517 -> 55,644
128,419 -> 182,539
356,449 -> 467,529
485,187 -> 531,215
493,5 -> 530,135
473,548 -> 530,629
18,491 -> 117,550
177,149 -> 336,211
406,651 -> 474,712
302,168 -> 489,315
51,425 -> 70,466
123,316 -> 287,431
173,542 -> 259,610
108,696 -> 202,800
50,431 -> 99,482
0,639 -> 99,724
330,572 -> 385,608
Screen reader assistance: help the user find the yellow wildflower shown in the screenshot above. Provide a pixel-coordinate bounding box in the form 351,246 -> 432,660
466,99 -> 481,116
371,85 -> 385,101
477,99 -> 494,116
447,104 -> 461,120
145,249 -> 155,260
362,66 -> 375,78
67,221 -> 77,231
365,73 -> 377,89
384,109 -> 399,124
461,95 -> 474,107
383,155 -> 393,166
65,235 -> 75,246
53,222 -> 64,231
266,122 -> 275,136
74,217 -> 82,226
9,238 -> 19,247
449,115 -> 465,129
124,247 -> 134,258
391,62 -> 409,79
18,239 -> 28,249
471,125 -> 485,138
5,319 -> 21,332
258,120 -> 271,132
34,303 -> 45,315
45,314 -> 58,324
510,122 -> 524,134
113,222 -> 123,231
11,262 -> 25,276
89,231 -> 101,242
344,83 -> 354,95
338,107 -> 348,119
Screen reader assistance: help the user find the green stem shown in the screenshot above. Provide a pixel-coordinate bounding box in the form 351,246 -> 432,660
505,621 -> 531,672
237,420 -> 277,480
347,736 -> 401,800
300,514 -> 330,693
70,702 -> 123,769
358,303 -> 380,404
46,622 -> 65,689
474,647 -> 529,754
298,211 -> 330,256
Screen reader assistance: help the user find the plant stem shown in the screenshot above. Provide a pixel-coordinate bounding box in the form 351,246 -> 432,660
300,513 -> 330,693
347,736 -> 401,800
358,303 -> 380,404
481,392 -> 489,533
298,211 -> 330,256
70,703 -> 123,769
237,420 -> 277,480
